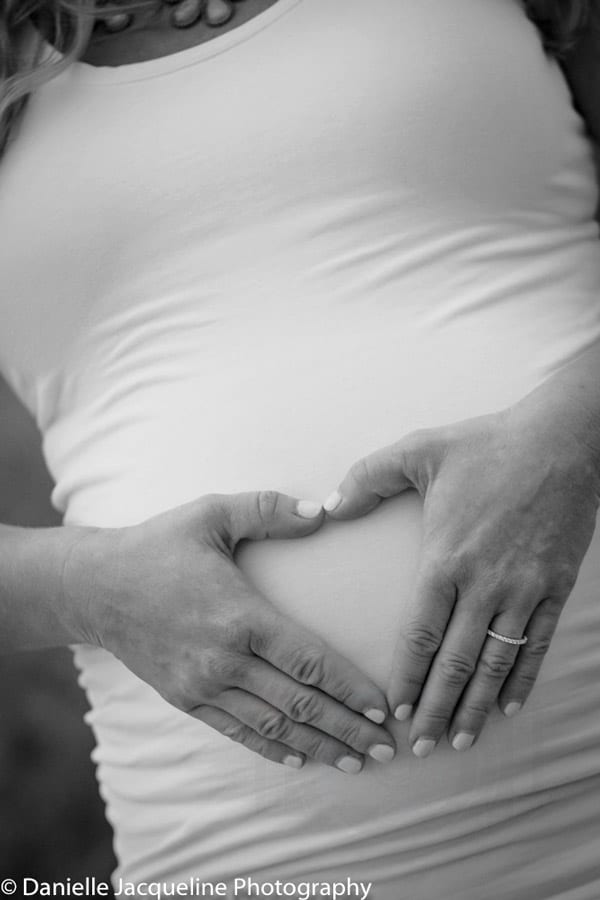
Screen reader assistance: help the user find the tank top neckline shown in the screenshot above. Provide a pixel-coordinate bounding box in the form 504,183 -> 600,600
40,0 -> 303,85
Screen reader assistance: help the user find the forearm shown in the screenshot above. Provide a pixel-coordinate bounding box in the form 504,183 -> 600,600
0,523 -> 93,653
514,340 -> 600,474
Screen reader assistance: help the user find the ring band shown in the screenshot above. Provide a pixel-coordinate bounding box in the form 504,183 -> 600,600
486,628 -> 528,646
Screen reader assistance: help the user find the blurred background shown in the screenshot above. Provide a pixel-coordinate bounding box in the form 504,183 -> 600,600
0,376 -> 116,888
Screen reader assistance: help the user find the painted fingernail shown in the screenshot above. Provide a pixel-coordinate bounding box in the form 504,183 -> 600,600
323,490 -> 343,512
283,754 -> 304,769
412,738 -> 436,759
368,744 -> 395,763
503,702 -> 522,718
452,732 -> 475,751
394,704 -> 413,722
364,708 -> 386,724
296,500 -> 323,519
335,755 -> 363,774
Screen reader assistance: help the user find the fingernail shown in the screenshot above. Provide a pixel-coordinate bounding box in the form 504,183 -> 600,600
296,500 -> 323,519
364,708 -> 386,724
452,732 -> 475,751
503,701 -> 522,718
394,704 -> 413,722
283,754 -> 304,769
368,744 -> 395,763
335,755 -> 363,774
323,490 -> 342,512
412,738 -> 436,759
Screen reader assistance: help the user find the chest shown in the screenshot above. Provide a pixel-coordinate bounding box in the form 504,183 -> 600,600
1,0 -> 594,390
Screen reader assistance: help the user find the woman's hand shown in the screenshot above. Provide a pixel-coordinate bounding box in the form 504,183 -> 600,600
62,491 -> 395,772
322,395 -> 600,757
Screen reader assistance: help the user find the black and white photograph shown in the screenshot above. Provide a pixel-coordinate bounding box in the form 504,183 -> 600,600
0,1 -> 599,898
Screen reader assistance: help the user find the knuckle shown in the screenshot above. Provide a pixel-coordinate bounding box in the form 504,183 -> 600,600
413,706 -> 449,729
518,563 -> 548,598
256,490 -> 281,525
536,595 -> 566,621
327,679 -> 354,705
255,710 -> 289,741
221,613 -> 252,651
461,698 -> 493,717
286,691 -> 324,724
424,548 -> 452,572
195,492 -> 226,526
216,654 -> 245,684
402,428 -> 429,451
199,648 -> 234,685
403,673 -> 427,691
448,553 -> 473,587
198,491 -> 222,511
438,652 -> 476,685
348,455 -> 371,487
164,684 -> 189,711
335,719 -> 363,748
423,550 -> 466,592
248,625 -> 270,657
531,567 -> 550,596
302,733 -> 329,761
403,623 -> 443,659
479,652 -> 514,679
170,664 -> 202,709
524,636 -> 552,659
395,431 -> 428,482
512,668 -> 537,691
220,719 -> 249,745
551,565 -> 577,597
288,645 -> 327,686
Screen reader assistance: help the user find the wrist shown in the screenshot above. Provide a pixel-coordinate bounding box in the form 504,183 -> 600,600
0,524 -> 104,652
513,347 -> 600,478
58,525 -> 119,648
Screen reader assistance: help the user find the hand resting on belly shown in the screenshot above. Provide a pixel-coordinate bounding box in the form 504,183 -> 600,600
323,347 -> 600,760
61,489 -> 397,772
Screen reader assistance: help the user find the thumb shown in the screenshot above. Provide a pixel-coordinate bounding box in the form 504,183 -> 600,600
322,430 -> 434,520
209,490 -> 325,546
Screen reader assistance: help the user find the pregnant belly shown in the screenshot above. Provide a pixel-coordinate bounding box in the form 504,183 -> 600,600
236,493 -> 423,689
63,305 -> 600,897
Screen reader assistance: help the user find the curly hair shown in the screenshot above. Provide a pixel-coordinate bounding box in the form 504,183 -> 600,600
0,0 -> 595,158
0,0 -> 159,155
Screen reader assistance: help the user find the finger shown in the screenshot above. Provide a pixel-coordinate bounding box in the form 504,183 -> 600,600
322,430 -> 436,520
190,704 -> 306,770
448,608 -> 533,751
387,566 -> 457,723
250,602 -> 390,726
406,591 -> 499,757
202,490 -> 325,545
241,658 -> 395,762
215,688 -> 366,774
498,595 -> 566,717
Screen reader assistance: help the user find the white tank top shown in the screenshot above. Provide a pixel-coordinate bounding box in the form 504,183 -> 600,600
1,2 -> 600,898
